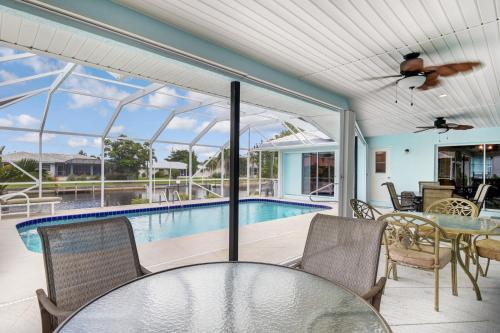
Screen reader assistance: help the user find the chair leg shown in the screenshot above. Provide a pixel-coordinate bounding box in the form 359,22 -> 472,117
392,262 -> 398,281
434,267 -> 440,312
484,259 -> 491,277
451,254 -> 458,296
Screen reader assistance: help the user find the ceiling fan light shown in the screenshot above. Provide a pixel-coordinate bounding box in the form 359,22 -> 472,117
438,94 -> 447,98
397,75 -> 426,90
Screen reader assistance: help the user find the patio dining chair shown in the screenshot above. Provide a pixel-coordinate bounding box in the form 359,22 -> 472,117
284,214 -> 388,311
378,213 -> 456,312
425,198 -> 479,268
473,234 -> 500,280
382,182 -> 416,212
350,198 -> 382,220
472,184 -> 491,214
36,217 -> 151,333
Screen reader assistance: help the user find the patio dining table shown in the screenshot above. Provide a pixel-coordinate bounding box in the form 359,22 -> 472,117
55,262 -> 392,333
411,212 -> 499,301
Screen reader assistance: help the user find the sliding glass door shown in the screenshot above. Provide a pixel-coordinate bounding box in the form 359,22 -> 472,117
302,152 -> 335,196
438,144 -> 500,210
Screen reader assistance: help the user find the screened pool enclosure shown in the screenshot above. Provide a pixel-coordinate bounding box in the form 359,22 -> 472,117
0,45 -> 349,212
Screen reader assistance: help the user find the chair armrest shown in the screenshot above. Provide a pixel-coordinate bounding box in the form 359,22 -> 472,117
36,289 -> 72,318
362,277 -> 386,301
140,265 -> 152,275
280,256 -> 302,268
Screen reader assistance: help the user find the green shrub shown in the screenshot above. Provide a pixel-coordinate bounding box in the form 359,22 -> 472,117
131,198 -> 149,205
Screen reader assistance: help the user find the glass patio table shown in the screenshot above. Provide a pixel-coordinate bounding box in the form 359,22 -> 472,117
56,262 -> 392,333
412,212 -> 499,300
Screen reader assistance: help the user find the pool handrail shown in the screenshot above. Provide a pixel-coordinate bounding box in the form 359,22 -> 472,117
309,183 -> 335,202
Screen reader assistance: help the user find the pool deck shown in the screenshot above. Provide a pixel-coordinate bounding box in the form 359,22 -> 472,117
0,199 -> 499,332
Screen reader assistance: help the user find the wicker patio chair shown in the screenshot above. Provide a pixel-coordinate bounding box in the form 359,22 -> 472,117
350,198 -> 382,220
382,182 -> 415,211
36,217 -> 151,333
422,185 -> 455,212
378,213 -> 456,312
285,214 -> 388,311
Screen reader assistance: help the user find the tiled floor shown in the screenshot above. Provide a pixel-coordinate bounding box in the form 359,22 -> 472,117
0,201 -> 498,332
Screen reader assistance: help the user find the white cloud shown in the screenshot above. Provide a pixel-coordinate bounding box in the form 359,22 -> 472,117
195,121 -> 210,133
168,117 -> 197,130
0,69 -> 18,82
0,47 -> 15,57
0,118 -> 13,127
15,114 -> 40,127
93,138 -> 102,147
63,71 -> 129,110
67,137 -> 89,148
67,94 -> 101,109
194,146 -> 218,161
211,121 -> 230,133
109,125 -> 124,134
14,133 -> 55,143
21,56 -> 63,74
147,87 -> 177,107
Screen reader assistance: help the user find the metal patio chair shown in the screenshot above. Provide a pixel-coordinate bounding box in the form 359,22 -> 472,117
36,217 -> 151,333
285,214 -> 388,311
382,182 -> 416,212
378,213 -> 456,312
350,198 -> 382,220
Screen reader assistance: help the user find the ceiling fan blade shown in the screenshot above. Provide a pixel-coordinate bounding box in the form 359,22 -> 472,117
370,80 -> 399,92
414,127 -> 434,133
453,124 -> 474,130
415,126 -> 435,129
423,62 -> 481,77
417,72 -> 440,90
359,74 -> 403,81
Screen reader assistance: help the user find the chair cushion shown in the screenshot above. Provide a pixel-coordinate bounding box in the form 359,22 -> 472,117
476,239 -> 500,261
389,244 -> 452,269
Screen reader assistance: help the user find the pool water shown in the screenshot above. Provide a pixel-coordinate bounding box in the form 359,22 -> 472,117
17,201 -> 326,253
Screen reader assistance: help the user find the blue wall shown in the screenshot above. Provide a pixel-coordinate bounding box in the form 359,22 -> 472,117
366,127 -> 500,212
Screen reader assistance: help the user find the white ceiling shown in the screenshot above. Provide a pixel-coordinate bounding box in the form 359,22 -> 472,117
118,0 -> 500,137
0,6 -> 340,137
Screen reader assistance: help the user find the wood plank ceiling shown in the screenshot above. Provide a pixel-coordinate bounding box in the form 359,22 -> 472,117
118,0 -> 500,137
0,7 -> 337,123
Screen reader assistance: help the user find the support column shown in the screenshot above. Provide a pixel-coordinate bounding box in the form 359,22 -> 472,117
188,147 -> 193,200
229,81 -> 240,261
338,110 -> 356,217
148,146 -> 153,204
100,138 -> 105,207
220,148 -> 225,197
247,129 -> 250,197
38,132 -> 42,197
277,151 -> 283,198
258,151 -> 262,196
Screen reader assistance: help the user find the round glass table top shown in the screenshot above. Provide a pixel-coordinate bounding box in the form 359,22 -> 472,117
56,262 -> 391,333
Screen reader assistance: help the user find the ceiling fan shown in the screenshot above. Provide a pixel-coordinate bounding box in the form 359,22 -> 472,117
364,52 -> 481,91
414,117 -> 473,133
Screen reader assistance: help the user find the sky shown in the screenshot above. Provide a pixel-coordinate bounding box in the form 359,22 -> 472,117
0,46 -> 287,161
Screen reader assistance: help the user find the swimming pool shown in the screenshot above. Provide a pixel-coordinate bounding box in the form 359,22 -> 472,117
17,199 -> 329,253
